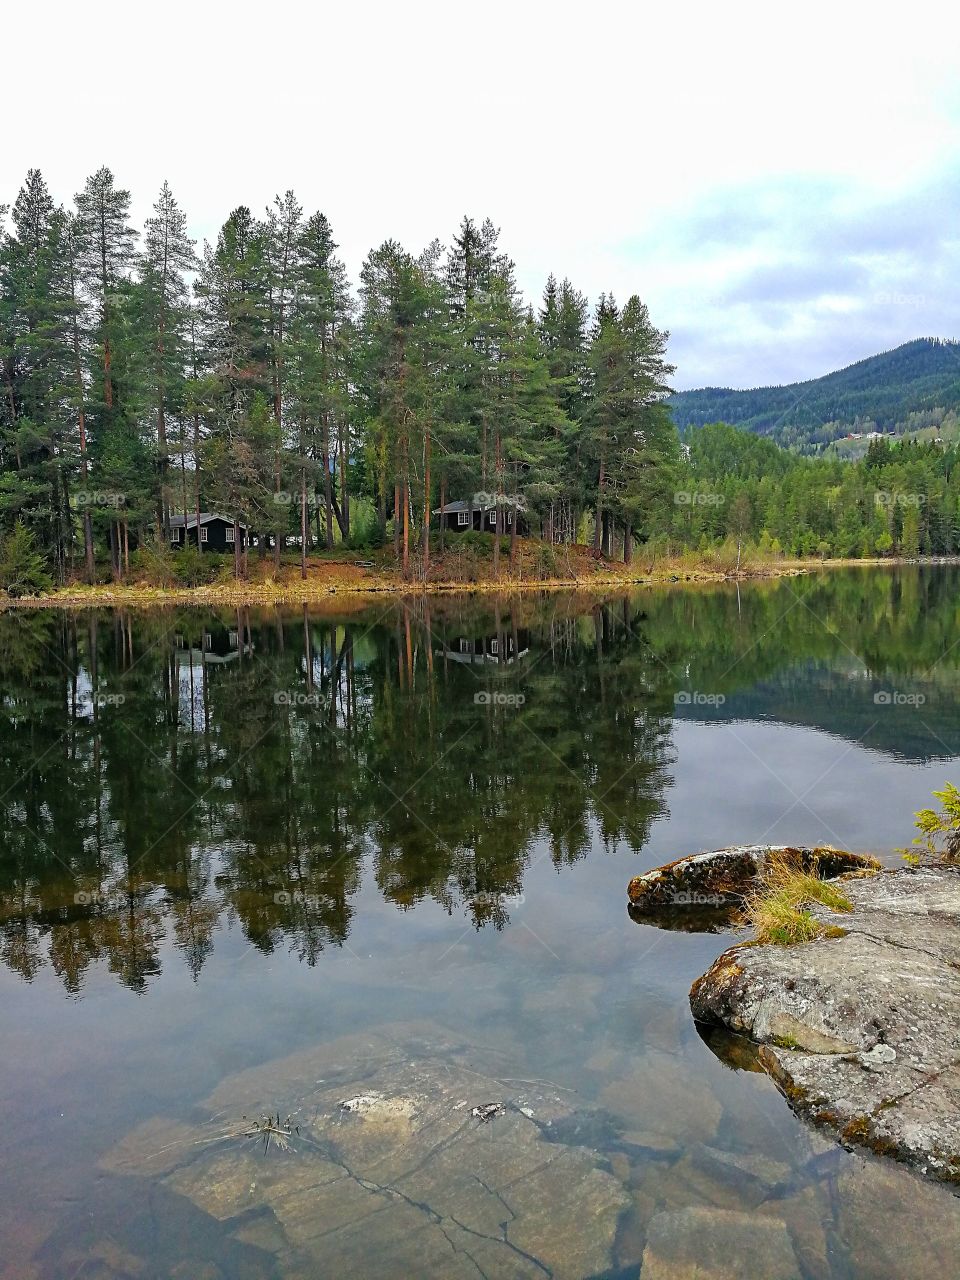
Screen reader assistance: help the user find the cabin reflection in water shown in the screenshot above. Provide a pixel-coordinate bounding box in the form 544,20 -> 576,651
173,625 -> 253,664
438,631 -> 531,665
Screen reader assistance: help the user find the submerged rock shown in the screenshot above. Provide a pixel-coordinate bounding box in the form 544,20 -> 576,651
640,1206 -> 802,1279
101,1023 -> 629,1278
628,844 -> 879,912
690,864 -> 960,1187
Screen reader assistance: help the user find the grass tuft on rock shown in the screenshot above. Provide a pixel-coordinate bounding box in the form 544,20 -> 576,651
742,853 -> 853,945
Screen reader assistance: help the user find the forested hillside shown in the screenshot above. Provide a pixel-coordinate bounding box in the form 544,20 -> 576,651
669,339 -> 960,450
0,168 -> 676,586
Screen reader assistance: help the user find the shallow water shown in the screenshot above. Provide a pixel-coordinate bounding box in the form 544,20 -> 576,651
1,566 -> 959,1278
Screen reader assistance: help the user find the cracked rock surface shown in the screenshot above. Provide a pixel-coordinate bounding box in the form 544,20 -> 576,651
690,864 -> 960,1187
101,1023 -> 629,1278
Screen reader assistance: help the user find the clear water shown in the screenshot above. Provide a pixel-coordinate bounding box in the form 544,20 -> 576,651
1,567 -> 958,1278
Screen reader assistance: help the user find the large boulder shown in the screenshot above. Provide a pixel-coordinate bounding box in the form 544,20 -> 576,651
628,844 -> 879,912
690,864 -> 960,1187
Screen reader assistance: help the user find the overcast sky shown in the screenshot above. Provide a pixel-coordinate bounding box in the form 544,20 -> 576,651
6,0 -> 960,389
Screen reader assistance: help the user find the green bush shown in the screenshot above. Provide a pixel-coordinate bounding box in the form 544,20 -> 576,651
902,783 -> 960,865
0,521 -> 52,596
172,546 -> 218,586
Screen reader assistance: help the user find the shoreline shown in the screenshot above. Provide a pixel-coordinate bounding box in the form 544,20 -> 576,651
0,562 -> 810,610
1,554 -> 956,611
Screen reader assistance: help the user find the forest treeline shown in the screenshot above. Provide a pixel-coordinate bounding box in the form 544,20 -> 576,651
0,168 -> 677,586
673,423 -> 960,559
3,168 -> 960,594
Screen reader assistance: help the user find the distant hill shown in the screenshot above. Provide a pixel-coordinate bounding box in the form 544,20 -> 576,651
669,338 -> 960,452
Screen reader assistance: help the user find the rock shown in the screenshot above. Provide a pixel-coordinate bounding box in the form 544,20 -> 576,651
831,1156 -> 960,1279
101,1023 -> 630,1279
599,1050 -> 722,1146
640,1206 -> 802,1279
628,844 -> 879,912
690,864 -> 960,1187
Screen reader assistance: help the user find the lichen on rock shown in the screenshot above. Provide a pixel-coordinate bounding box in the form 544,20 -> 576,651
627,844 -> 879,914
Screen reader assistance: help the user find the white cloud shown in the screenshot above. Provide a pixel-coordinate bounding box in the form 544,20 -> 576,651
6,0 -> 960,389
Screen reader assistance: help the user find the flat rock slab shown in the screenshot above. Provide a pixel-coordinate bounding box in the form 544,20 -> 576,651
690,864 -> 960,1187
641,1206 -> 802,1280
628,845 -> 878,911
101,1023 -> 629,1279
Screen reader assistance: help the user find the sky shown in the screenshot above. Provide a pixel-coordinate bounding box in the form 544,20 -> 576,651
5,0 -> 960,390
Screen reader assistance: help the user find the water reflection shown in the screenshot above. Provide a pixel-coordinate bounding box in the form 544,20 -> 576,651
2,565 -> 959,996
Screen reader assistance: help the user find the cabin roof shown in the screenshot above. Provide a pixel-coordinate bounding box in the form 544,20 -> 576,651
169,513 -> 247,529
433,498 -> 527,515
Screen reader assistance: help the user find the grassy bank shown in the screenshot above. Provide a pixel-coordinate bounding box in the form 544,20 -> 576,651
0,538 -> 816,609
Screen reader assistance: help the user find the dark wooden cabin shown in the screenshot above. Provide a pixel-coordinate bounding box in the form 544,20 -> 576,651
169,513 -> 248,552
434,500 -> 528,535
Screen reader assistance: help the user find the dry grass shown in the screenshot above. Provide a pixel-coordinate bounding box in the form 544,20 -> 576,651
742,852 -> 853,945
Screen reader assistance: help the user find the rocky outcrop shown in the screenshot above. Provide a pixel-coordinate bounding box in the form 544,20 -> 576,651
690,864 -> 960,1188
628,844 -> 879,912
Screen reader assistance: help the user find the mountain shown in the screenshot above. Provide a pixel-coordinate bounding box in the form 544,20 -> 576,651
668,338 -> 960,451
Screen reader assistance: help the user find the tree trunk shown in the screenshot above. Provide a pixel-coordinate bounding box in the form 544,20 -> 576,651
624,523 -> 633,564
422,424 -> 431,577
402,473 -> 410,579
594,455 -> 605,554
300,467 -> 308,580
339,418 -> 350,539
322,415 -> 334,549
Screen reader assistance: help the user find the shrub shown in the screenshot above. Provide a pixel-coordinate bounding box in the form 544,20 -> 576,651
0,521 -> 52,596
901,783 -> 960,865
129,541 -> 177,586
533,542 -> 559,578
172,546 -> 217,586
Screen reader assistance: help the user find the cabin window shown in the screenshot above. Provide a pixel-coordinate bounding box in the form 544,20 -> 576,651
506,511 -> 512,527
228,630 -> 238,648
459,638 -> 471,654
171,527 -> 181,542
488,511 -> 496,525
225,526 -> 235,543
490,638 -> 499,656
457,511 -> 469,527
200,526 -> 208,544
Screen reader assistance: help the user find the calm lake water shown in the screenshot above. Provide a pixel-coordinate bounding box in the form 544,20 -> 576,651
1,567 -> 959,1278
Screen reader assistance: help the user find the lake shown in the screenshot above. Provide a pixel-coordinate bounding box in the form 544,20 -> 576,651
1,566 -> 959,1278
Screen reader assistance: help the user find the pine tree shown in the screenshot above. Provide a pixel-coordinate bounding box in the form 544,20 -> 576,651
138,182 -> 197,537
288,212 -> 353,561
